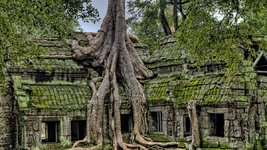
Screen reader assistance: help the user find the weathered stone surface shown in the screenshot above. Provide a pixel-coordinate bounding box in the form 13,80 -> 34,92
0,95 -> 16,149
2,34 -> 267,149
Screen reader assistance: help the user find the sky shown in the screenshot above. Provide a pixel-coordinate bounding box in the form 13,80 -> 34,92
79,0 -> 130,32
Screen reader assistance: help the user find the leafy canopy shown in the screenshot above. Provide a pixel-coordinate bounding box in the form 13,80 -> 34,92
127,0 -> 164,53
176,0 -> 267,67
0,0 -> 99,90
128,0 -> 266,69
0,0 -> 98,63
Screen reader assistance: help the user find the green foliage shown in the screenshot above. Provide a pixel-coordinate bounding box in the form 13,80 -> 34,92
202,139 -> 219,148
40,144 -> 70,150
59,136 -> 72,148
176,0 -> 267,68
127,0 -> 164,53
0,0 -> 99,93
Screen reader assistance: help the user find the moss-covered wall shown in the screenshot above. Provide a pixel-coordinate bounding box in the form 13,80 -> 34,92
6,34 -> 267,149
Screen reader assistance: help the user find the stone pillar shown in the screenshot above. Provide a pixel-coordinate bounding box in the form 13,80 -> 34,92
0,95 -> 14,149
62,116 -> 71,141
24,116 -> 40,149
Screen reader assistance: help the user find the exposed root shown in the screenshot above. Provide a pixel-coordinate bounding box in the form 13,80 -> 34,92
67,145 -> 101,150
142,136 -> 152,142
187,100 -> 200,149
65,0 -> 184,150
135,134 -> 180,148
71,136 -> 88,149
125,143 -> 147,150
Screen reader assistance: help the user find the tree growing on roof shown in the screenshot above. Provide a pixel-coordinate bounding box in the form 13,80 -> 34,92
62,0 -> 181,149
127,0 -> 190,52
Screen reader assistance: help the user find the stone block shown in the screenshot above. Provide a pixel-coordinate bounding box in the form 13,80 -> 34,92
225,113 -> 235,120
241,113 -> 248,121
233,120 -> 240,127
236,109 -> 244,113
234,130 -> 242,138
258,108 -> 265,115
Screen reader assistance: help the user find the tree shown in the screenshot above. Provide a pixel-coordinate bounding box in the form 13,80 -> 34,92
0,0 -> 99,83
176,0 -> 267,68
127,0 -> 164,53
127,0 -> 190,52
160,0 -> 172,35
48,0 -> 179,149
0,1 -> 98,149
69,0 -> 266,149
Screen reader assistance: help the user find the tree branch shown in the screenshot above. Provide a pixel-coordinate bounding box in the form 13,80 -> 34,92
167,0 -> 189,5
173,0 -> 179,31
178,0 -> 187,20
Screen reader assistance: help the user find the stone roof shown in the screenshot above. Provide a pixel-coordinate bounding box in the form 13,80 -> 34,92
11,32 -> 151,110
13,75 -> 90,110
172,74 -> 256,105
147,35 -> 184,68
10,33 -> 150,73
144,60 -> 257,106
11,33 -> 266,110
9,39 -> 83,73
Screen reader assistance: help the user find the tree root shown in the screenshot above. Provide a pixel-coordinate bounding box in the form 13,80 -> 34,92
187,100 -> 200,149
135,134 -> 180,148
68,133 -> 180,150
71,136 -> 88,149
64,1 -> 186,150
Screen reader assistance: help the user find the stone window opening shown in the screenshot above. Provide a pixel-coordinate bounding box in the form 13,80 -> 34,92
183,114 -> 192,136
35,72 -> 52,83
150,111 -> 162,132
209,113 -> 224,137
71,120 -> 86,141
121,114 -> 133,133
41,121 -> 60,143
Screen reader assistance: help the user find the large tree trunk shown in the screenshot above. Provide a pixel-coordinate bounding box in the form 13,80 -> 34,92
187,101 -> 200,150
66,0 -> 180,149
173,0 -> 179,31
160,0 -> 172,35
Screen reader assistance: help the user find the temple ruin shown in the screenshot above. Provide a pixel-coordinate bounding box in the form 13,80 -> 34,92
1,33 -> 267,149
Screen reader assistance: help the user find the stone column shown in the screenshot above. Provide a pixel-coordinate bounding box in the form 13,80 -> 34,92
0,95 -> 14,149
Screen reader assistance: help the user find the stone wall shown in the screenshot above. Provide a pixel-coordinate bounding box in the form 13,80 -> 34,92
173,104 -> 266,149
0,95 -> 15,149
21,109 -> 86,149
149,105 -> 173,136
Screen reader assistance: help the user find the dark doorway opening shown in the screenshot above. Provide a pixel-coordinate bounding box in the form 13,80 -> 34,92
41,121 -> 60,143
150,112 -> 162,132
71,120 -> 86,141
121,114 -> 132,133
183,114 -> 192,136
209,113 -> 224,137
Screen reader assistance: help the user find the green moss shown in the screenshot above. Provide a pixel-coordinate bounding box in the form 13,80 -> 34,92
202,140 -> 219,148
103,144 -> 113,150
122,133 -> 131,143
177,137 -> 186,142
148,132 -> 173,142
18,83 -> 91,109
145,79 -> 170,101
171,72 -> 255,105
219,143 -> 230,149
177,142 -> 186,148
40,143 -> 71,150
255,139 -> 263,150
